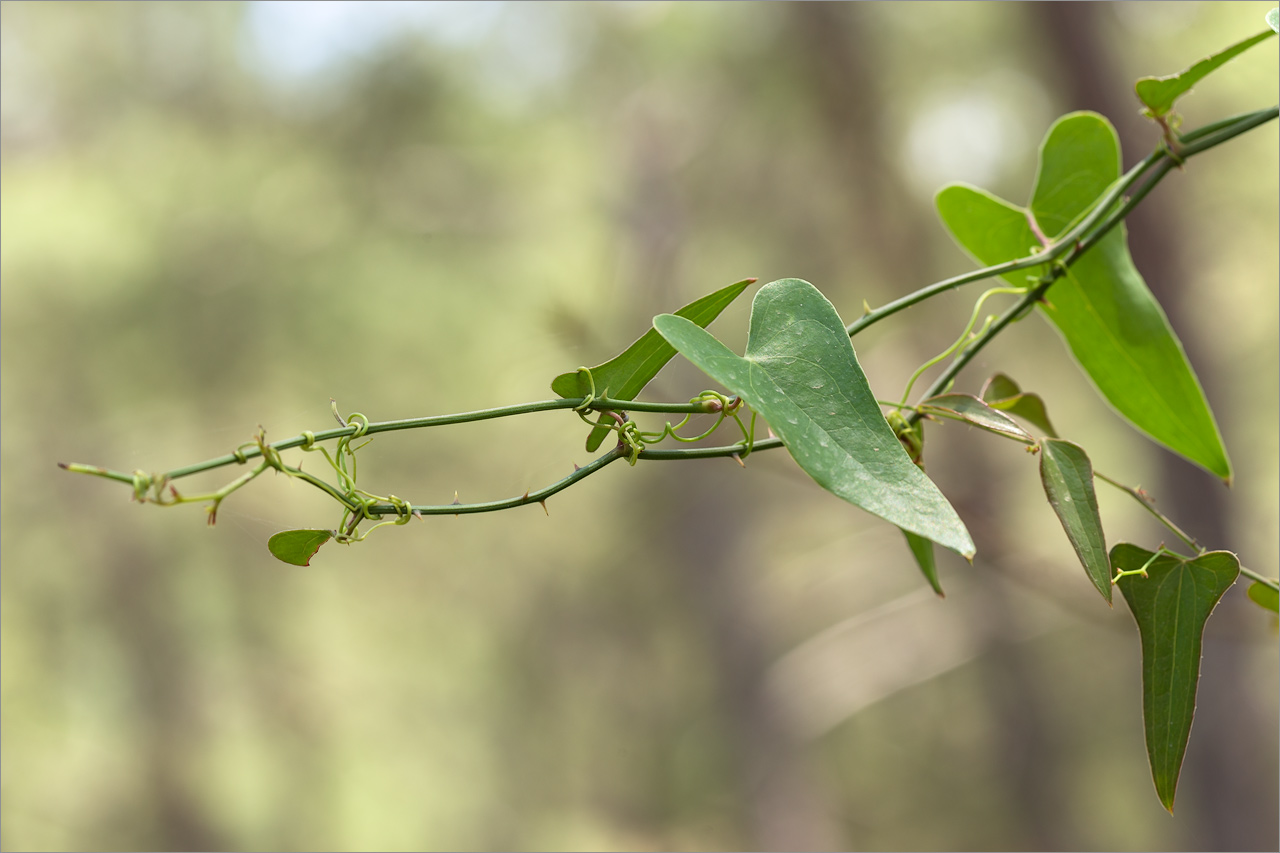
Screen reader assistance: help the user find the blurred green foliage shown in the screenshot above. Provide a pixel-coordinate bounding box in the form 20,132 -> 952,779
2,2 -> 1276,850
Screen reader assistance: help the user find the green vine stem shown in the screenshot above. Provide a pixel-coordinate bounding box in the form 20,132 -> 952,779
849,106 -> 1278,341
899,107 -> 1280,423
60,108 -> 1278,544
1093,471 -> 1277,591
61,395 -> 714,486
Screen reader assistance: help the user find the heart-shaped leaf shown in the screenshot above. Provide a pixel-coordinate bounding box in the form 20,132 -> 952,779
1112,544 -> 1239,812
980,373 -> 1059,438
1040,439 -> 1110,603
655,278 -> 974,558
1247,581 -> 1279,613
937,113 -> 1231,481
918,393 -> 1036,445
552,278 -> 754,451
1135,28 -> 1276,118
268,529 -> 333,566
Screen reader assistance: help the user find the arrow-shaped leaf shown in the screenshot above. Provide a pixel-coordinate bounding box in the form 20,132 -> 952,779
552,278 -> 754,451
268,529 -> 333,566
655,278 -> 974,558
1135,28 -> 1276,118
919,393 -> 1036,445
1040,439 -> 1110,603
1113,544 -> 1239,812
937,113 -> 1231,481
980,373 -> 1059,438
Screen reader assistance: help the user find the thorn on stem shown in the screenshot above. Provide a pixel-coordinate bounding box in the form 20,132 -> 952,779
412,509 -> 424,522
732,453 -> 746,469
539,500 -> 548,516
573,462 -> 581,472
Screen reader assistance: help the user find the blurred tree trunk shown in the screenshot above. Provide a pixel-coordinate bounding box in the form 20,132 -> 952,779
617,98 -> 842,851
105,545 -> 227,852
785,5 -> 1072,848
1032,4 -> 1277,849
784,2 -> 933,295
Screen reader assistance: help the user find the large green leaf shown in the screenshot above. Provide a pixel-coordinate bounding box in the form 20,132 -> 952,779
1135,28 -> 1276,118
1113,544 -> 1239,812
654,278 -> 974,557
980,373 -> 1059,438
918,393 -> 1036,445
268,529 -> 333,566
552,278 -> 754,451
1039,439 -> 1110,603
936,112 -> 1231,481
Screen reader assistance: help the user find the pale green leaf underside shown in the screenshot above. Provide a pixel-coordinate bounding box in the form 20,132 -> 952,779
1113,544 -> 1239,813
1268,7 -> 1279,34
919,393 -> 1036,444
936,112 -> 1230,481
654,278 -> 973,558
1135,28 -> 1276,118
268,529 -> 332,566
552,278 -> 754,451
1039,439 -> 1110,603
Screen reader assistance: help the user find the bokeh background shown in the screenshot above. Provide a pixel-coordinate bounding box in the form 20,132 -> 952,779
2,2 -> 1277,850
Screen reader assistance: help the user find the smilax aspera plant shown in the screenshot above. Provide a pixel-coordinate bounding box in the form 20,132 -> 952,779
64,11 -> 1280,813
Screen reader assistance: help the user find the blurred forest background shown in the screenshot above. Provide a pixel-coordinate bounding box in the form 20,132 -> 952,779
2,2 -> 1276,850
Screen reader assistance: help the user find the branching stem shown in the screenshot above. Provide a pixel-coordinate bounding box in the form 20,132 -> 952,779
60,108 -> 1279,557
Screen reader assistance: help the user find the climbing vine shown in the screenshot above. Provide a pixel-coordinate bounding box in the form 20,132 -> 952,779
63,11 -> 1280,813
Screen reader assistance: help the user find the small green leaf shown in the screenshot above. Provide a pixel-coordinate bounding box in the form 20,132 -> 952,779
903,529 -> 943,597
1113,544 -> 1239,813
1135,28 -> 1276,118
1268,7 -> 1279,33
937,113 -> 1231,481
268,529 -> 333,566
1247,581 -> 1279,613
552,278 -> 755,451
980,373 -> 1021,402
980,373 -> 1059,438
655,278 -> 974,558
919,393 -> 1036,445
1039,439 -> 1110,603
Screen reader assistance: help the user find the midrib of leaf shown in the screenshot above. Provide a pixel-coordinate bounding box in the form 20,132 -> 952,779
1159,569 -> 1186,767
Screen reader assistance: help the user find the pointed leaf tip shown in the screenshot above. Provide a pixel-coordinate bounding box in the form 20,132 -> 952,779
551,278 -> 754,451
1113,545 -> 1239,811
937,116 -> 1231,480
1135,27 -> 1277,117
903,529 -> 944,596
1039,439 -> 1111,604
268,529 -> 333,566
919,393 -> 1036,444
655,278 -> 973,557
